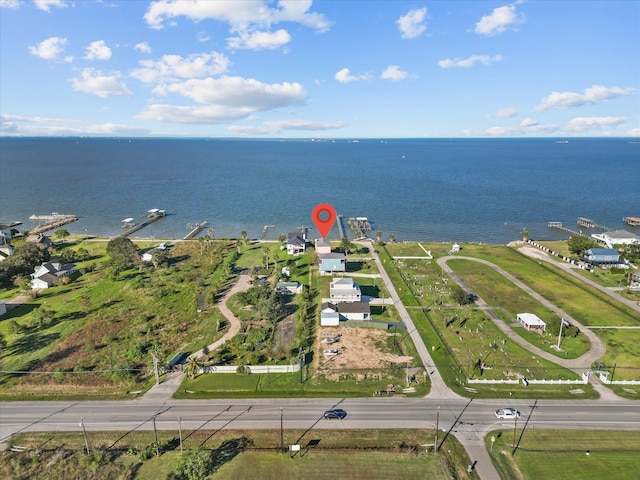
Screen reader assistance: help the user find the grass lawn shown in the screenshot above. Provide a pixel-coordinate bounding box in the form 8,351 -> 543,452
3,429 -> 475,480
487,429 -> 640,480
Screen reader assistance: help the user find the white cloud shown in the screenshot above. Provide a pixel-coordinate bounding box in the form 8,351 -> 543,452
229,118 -> 347,135
71,68 -> 132,98
155,76 -> 306,108
28,36 -> 71,61
134,42 -> 152,54
227,28 -> 291,50
131,51 -> 231,84
144,0 -> 330,33
34,0 -> 67,12
438,54 -> 503,69
380,65 -> 409,81
520,117 -> 539,127
334,67 -> 370,83
83,40 -> 112,61
396,7 -> 428,39
482,122 -> 559,136
535,85 -> 636,112
475,5 -> 524,36
489,106 -> 518,118
0,113 -> 149,136
0,0 -> 20,9
137,104 -> 255,124
566,116 -> 627,133
197,31 -> 210,43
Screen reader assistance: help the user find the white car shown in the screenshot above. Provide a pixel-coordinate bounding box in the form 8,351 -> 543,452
495,408 -> 520,419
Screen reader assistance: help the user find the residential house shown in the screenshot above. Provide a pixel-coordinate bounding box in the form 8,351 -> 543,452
583,248 -> 621,267
276,281 -> 303,295
517,313 -> 546,333
0,223 -> 14,262
315,238 -> 332,255
141,243 -> 167,262
287,232 -> 307,255
591,230 -> 640,248
336,301 -> 371,321
329,277 -> 361,302
0,301 -> 6,317
318,252 -> 346,275
30,260 -> 77,289
26,234 -> 53,250
320,302 -> 340,326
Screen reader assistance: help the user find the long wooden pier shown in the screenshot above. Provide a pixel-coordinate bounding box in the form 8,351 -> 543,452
548,222 -> 580,236
29,215 -> 78,235
337,214 -> 346,239
120,209 -> 166,238
577,217 -> 609,230
261,225 -> 275,240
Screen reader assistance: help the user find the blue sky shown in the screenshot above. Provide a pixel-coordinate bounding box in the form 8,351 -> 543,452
1,0 -> 638,138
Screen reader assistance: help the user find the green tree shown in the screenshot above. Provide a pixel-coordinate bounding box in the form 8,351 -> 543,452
451,285 -> 472,305
240,230 -> 248,244
106,237 -> 139,271
340,237 -> 354,254
388,233 -> 395,243
55,229 -> 70,243
32,305 -> 55,328
184,357 -> 203,380
567,235 -> 599,256
176,447 -> 214,480
376,229 -> 383,243
278,233 -> 286,243
75,247 -> 90,262
151,249 -> 169,269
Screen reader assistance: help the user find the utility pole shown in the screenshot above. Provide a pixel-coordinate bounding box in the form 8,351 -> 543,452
511,416 -> 518,456
79,418 -> 90,455
153,355 -> 160,385
556,318 -> 566,350
435,406 -> 439,454
179,417 -> 183,455
153,415 -> 159,457
280,408 -> 284,453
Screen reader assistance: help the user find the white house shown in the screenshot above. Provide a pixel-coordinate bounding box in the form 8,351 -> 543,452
517,313 -> 547,333
0,223 -> 15,262
330,277 -> 361,302
30,261 -> 77,289
591,230 -> 640,248
321,302 -> 340,326
336,301 -> 371,321
287,232 -> 307,255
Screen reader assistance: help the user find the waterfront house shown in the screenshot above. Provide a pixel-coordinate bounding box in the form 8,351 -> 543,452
329,277 -> 361,302
286,232 -> 307,255
318,252 -> 346,275
30,260 -> 77,289
583,248 -> 621,267
517,313 -> 547,333
26,234 -> 53,250
0,224 -> 14,261
591,230 -> 640,248
315,238 -> 332,255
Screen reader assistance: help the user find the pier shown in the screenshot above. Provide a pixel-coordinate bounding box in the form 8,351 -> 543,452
348,216 -> 371,239
548,222 -> 580,236
337,214 -> 346,239
261,225 -> 275,240
29,214 -> 78,235
119,209 -> 166,238
184,221 -> 208,240
624,216 -> 640,226
577,217 -> 609,230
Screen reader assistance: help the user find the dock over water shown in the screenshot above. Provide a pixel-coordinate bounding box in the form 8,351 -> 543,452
348,216 -> 371,239
29,214 -> 78,235
624,216 -> 640,226
120,209 -> 166,238
184,221 -> 208,240
577,217 -> 609,230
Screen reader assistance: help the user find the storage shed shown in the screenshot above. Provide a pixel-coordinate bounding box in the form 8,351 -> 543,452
517,313 -> 546,333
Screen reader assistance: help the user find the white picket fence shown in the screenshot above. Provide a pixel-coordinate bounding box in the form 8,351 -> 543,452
599,372 -> 640,385
200,364 -> 301,374
468,372 -> 589,385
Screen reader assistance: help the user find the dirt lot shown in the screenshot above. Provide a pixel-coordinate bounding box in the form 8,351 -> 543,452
315,326 -> 413,371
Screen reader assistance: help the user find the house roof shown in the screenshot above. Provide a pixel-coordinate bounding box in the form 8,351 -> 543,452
315,238 -> 331,247
331,277 -> 354,287
585,248 -> 619,256
337,302 -> 370,314
321,302 -> 338,311
517,313 -> 546,326
601,230 -> 640,240
319,252 -> 346,260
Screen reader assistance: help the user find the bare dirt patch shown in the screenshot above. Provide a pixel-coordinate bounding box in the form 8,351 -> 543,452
315,326 -> 413,371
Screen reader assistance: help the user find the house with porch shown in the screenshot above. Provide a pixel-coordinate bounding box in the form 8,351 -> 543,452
318,252 -> 346,275
329,277 -> 361,302
583,247 -> 621,267
30,260 -> 77,289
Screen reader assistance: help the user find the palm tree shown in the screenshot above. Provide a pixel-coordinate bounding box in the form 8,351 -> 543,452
241,230 -> 248,244
389,233 -> 395,243
184,356 -> 203,380
376,230 -> 382,243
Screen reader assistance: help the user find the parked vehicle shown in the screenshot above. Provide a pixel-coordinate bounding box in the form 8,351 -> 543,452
495,408 -> 520,419
324,408 -> 347,419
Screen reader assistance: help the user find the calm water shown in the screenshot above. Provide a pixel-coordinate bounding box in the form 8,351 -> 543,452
0,137 -> 638,244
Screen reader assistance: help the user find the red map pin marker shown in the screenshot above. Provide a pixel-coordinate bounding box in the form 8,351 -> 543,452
312,203 -> 337,240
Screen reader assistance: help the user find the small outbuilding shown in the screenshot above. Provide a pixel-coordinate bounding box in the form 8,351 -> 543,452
517,313 -> 546,333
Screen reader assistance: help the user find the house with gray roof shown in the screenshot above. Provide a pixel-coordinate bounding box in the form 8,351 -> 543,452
30,260 -> 77,289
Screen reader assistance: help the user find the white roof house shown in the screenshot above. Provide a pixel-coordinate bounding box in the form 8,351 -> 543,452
517,313 -> 546,332
329,277 -> 361,302
591,230 -> 640,248
321,302 -> 340,326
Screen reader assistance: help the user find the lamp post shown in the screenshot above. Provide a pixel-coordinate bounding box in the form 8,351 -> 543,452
435,406 -> 440,454
79,418 -> 90,455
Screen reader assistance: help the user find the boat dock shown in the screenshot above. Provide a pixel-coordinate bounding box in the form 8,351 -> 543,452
184,221 -> 208,240
120,209 -> 166,238
337,214 -> 346,239
348,216 -> 371,239
577,217 -> 609,230
29,214 -> 78,235
624,216 -> 640,226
